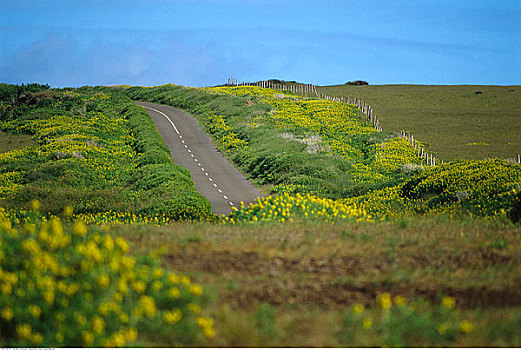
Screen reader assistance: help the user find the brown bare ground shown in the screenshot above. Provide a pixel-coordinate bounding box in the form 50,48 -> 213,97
120,218 -> 521,311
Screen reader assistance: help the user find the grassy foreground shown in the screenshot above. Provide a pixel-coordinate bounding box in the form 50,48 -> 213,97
114,218 -> 521,347
318,84 -> 521,161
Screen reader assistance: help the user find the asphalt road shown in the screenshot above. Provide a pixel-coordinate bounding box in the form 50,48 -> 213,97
136,101 -> 262,215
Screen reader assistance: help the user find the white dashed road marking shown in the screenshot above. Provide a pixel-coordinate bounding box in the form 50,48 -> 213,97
143,106 -> 180,134
142,104 -> 236,208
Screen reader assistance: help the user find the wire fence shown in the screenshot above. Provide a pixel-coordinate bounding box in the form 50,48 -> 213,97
225,77 -> 520,166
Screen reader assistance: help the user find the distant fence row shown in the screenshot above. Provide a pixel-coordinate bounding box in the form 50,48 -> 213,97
225,77 -> 521,166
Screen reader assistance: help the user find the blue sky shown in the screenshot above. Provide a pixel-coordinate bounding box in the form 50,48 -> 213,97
1,0 -> 519,87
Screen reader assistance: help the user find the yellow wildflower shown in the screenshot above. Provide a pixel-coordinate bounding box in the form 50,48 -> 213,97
113,291 -> 123,302
164,309 -> 182,324
139,295 -> 156,319
72,221 -> 88,237
377,293 -> 392,309
63,205 -> 74,217
103,235 -> 114,251
28,304 -> 41,318
167,273 -> 180,284
66,282 -> 79,296
82,331 -> 94,346
120,256 -> 136,270
203,327 -> 216,338
352,303 -> 364,314
125,327 -> 138,342
97,273 -> 110,289
168,287 -> 180,298
50,217 -> 63,236
115,237 -> 130,253
119,312 -> 129,323
1,307 -> 13,321
180,275 -> 191,285
24,223 -> 36,234
189,284 -> 203,296
113,332 -> 126,347
188,303 -> 201,314
460,320 -> 473,333
91,315 -> 105,334
56,332 -> 64,343
1,283 -> 12,295
152,280 -> 163,291
362,318 -> 372,330
152,267 -> 164,278
441,296 -> 456,309
31,332 -> 44,344
43,290 -> 55,305
75,312 -> 87,326
22,239 -> 40,255
196,316 -> 214,328
31,199 -> 41,211
437,323 -> 449,335
16,323 -> 32,339
394,295 -> 407,306
132,280 -> 146,293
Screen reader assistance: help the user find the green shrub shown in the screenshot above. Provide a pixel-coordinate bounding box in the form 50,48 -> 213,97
341,294 -> 474,347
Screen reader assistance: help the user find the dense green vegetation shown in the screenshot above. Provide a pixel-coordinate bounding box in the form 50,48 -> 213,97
0,84 -> 212,222
318,84 -> 521,161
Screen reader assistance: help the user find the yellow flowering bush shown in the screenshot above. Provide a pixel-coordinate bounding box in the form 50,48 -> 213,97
342,293 -> 473,346
203,114 -> 248,152
226,192 -> 369,224
203,86 -> 422,179
0,210 -> 214,347
345,159 -> 521,220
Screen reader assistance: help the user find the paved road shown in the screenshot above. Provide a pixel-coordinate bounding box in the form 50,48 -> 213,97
136,101 -> 262,215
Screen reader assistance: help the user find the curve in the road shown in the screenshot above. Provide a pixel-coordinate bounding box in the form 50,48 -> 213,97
137,101 -> 262,215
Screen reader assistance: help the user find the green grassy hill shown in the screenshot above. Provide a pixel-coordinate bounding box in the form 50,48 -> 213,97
318,84 -> 521,161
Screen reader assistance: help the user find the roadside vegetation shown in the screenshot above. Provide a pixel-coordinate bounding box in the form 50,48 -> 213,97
124,84 -> 521,224
1,82 -> 520,346
0,83 -> 213,223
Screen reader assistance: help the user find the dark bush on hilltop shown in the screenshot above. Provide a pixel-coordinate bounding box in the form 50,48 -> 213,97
345,80 -> 369,86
